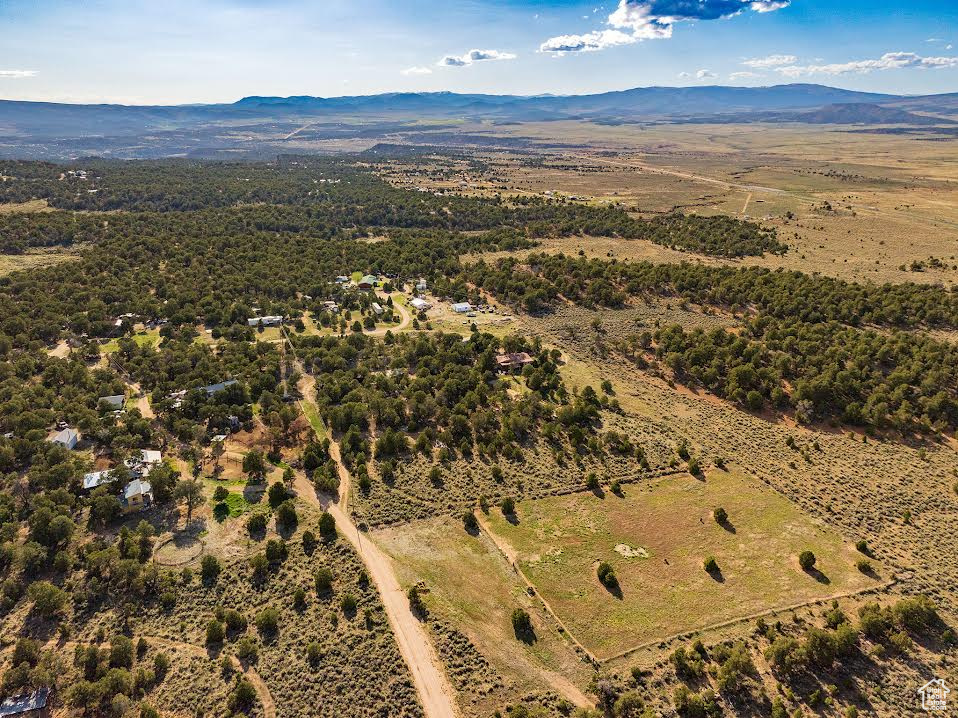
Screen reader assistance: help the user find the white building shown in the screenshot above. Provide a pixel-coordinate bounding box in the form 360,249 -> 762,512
83,470 -> 114,491
247,316 -> 283,327
452,302 -> 472,314
410,297 -> 431,311
125,449 -> 163,477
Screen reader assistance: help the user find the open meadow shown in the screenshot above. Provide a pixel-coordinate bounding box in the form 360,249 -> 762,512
482,469 -> 883,661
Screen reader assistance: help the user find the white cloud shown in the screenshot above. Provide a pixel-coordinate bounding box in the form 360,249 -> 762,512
742,54 -> 797,68
438,49 -> 517,67
541,0 -> 789,55
0,70 -> 37,79
696,69 -> 717,79
776,51 -> 958,77
729,70 -> 762,80
750,0 -> 789,11
401,66 -> 433,76
539,29 -> 638,54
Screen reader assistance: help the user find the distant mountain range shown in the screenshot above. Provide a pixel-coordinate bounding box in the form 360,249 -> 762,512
1,84 -> 956,159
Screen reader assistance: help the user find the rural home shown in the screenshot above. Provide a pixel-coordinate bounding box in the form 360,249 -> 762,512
122,479 -> 153,514
82,470 -> 114,492
0,687 -> 51,718
452,302 -> 472,314
371,302 -> 384,315
99,395 -> 125,410
410,297 -> 430,311
247,316 -> 283,327
496,352 -> 535,372
202,379 -> 239,396
415,279 -> 428,291
48,428 -> 78,450
358,275 -> 378,289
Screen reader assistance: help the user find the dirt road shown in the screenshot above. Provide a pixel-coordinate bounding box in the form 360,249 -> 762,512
293,395 -> 459,718
365,292 -> 413,337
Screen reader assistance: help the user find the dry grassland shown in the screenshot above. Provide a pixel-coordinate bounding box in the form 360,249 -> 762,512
482,469 -> 882,661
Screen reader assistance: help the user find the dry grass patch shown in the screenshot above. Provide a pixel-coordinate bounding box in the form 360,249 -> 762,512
483,469 -> 882,661
374,516 -> 593,716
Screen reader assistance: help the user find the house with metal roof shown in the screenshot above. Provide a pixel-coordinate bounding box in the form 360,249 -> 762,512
99,395 -> 125,410
122,479 -> 153,514
202,379 -> 239,396
0,687 -> 51,718
48,428 -> 78,450
82,470 -> 115,492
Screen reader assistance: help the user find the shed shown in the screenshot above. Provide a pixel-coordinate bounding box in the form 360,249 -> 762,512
0,687 -> 51,718
371,302 -> 384,315
124,449 -> 163,476
82,470 -> 114,491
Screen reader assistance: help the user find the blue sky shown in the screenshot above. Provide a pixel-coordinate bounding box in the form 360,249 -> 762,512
0,0 -> 956,104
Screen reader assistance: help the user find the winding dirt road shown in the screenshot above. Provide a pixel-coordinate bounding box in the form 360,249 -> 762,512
292,388 -> 458,718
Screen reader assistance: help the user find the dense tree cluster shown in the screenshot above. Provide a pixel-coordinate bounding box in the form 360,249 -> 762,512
293,330 -> 610,487
633,316 -> 958,433
467,253 -> 958,327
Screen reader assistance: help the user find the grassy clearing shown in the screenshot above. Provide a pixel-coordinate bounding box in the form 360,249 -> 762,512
299,398 -> 327,441
483,469 -> 881,661
374,516 -> 592,714
213,491 -> 251,520
0,248 -> 79,277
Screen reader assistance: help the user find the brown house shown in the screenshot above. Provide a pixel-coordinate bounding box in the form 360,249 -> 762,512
495,352 -> 535,372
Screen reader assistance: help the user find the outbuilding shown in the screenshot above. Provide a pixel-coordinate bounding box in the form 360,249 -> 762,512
49,428 -> 78,450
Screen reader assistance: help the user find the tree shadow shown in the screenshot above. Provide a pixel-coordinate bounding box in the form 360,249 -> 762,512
602,579 -> 624,599
718,519 -> 737,534
804,567 -> 831,585
706,566 -> 726,583
590,485 -> 606,499
504,512 -> 520,526
276,520 -> 297,540
514,625 -> 537,645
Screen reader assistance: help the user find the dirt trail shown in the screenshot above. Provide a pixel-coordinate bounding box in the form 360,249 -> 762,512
364,291 -> 413,337
293,391 -> 459,718
475,510 -> 599,669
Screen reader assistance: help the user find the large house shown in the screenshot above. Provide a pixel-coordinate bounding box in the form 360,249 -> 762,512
496,352 -> 535,372
358,275 -> 378,290
122,479 -> 153,514
452,302 -> 472,314
247,316 -> 283,327
202,379 -> 239,396
48,428 -> 78,450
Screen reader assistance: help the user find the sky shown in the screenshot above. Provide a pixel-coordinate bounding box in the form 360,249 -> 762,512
0,0 -> 956,105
